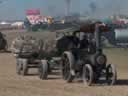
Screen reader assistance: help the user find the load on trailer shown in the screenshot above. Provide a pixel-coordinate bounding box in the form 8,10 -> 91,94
12,35 -> 44,76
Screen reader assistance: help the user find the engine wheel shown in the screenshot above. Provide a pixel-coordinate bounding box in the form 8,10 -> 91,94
61,55 -> 75,83
106,64 -> 117,85
82,64 -> 94,86
20,59 -> 28,76
38,60 -> 48,80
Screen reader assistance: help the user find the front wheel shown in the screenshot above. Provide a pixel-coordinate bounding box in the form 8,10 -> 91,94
38,60 -> 48,80
106,64 -> 117,85
82,64 -> 94,86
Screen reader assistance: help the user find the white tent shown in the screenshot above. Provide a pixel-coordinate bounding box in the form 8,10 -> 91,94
0,21 -> 10,25
11,22 -> 24,27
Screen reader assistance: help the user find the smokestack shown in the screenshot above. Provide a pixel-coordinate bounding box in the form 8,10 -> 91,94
89,1 -> 97,14
65,0 -> 71,16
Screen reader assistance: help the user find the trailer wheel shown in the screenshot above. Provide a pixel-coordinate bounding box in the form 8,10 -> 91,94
16,58 -> 22,75
82,64 -> 94,86
106,64 -> 117,85
20,59 -> 28,76
38,60 -> 48,80
61,54 -> 75,83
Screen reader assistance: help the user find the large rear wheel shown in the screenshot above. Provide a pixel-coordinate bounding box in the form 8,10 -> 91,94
61,54 -> 75,83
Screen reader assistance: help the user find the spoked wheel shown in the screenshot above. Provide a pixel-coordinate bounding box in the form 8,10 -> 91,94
20,59 -> 28,76
38,60 -> 48,80
82,64 -> 94,86
61,55 -> 75,83
106,64 -> 117,85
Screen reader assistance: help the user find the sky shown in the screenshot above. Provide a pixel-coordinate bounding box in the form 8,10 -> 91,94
0,0 -> 127,20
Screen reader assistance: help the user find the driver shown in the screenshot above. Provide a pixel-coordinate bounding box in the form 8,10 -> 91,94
79,32 -> 89,49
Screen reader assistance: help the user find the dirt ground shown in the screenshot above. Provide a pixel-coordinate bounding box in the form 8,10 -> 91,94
0,49 -> 127,96
0,30 -> 128,96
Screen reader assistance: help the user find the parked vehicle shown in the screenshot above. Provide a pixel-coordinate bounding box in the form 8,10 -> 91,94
0,32 -> 8,51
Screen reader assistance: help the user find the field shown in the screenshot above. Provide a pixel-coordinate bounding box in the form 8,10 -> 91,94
0,30 -> 128,96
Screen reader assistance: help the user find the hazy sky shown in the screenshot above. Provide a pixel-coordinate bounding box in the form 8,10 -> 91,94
0,0 -> 127,20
